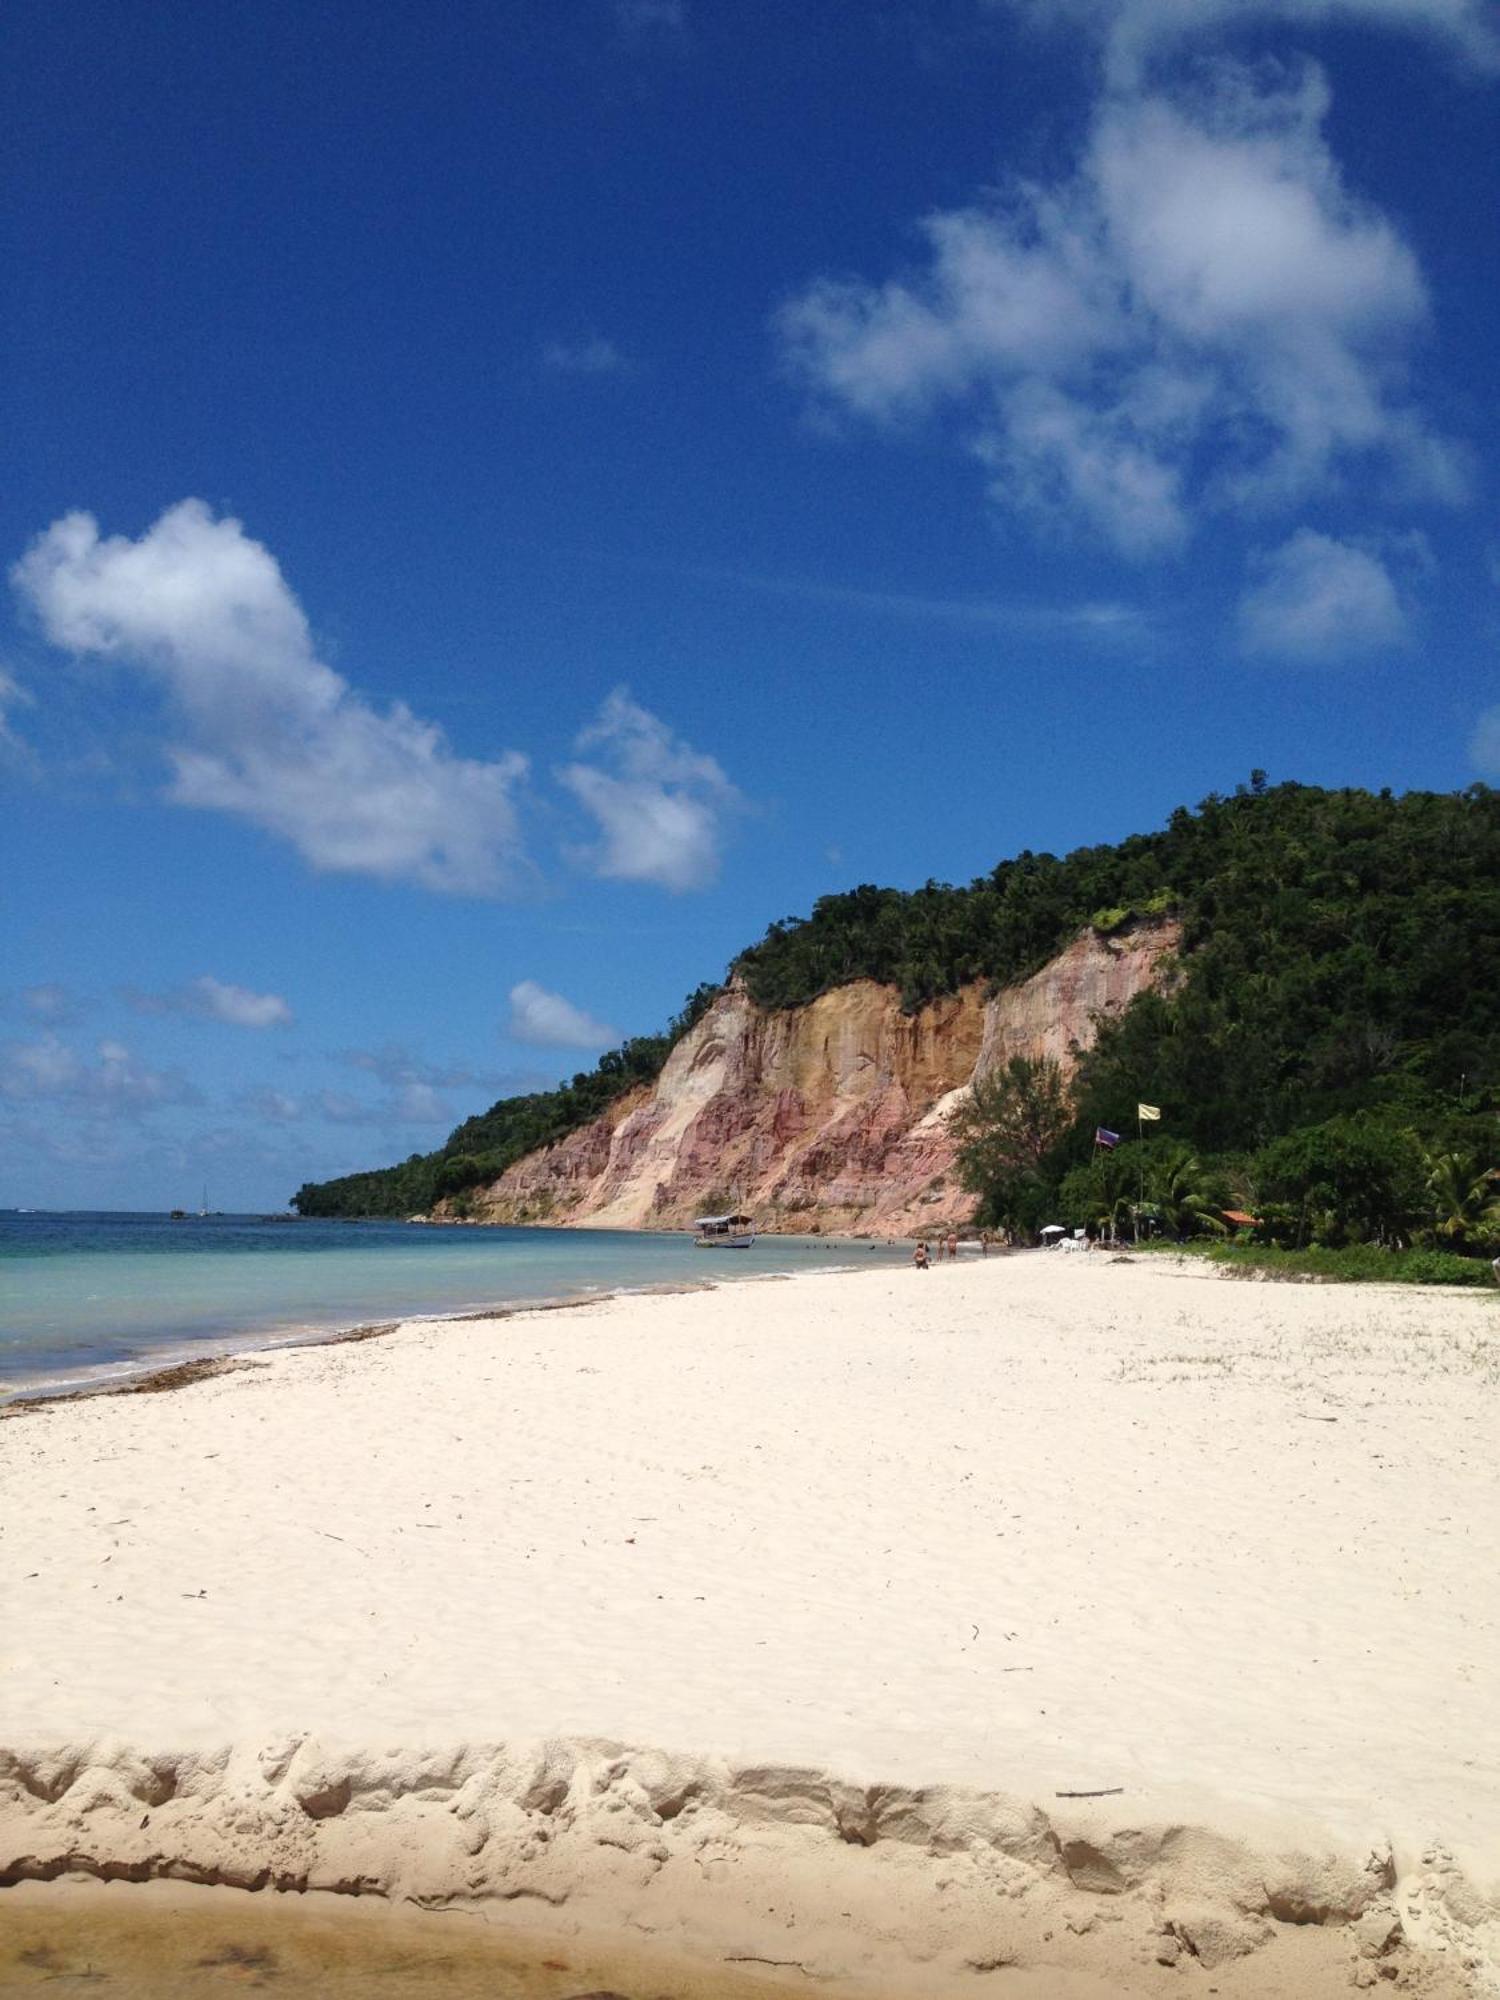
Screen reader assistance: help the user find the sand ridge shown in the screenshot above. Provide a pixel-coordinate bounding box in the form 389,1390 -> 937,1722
2,1254 -> 1497,1992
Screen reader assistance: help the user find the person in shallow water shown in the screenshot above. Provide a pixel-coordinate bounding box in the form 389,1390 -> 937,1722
913,1240 -> 930,1270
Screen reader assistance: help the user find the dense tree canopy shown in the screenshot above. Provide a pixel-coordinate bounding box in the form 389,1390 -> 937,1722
951,1057 -> 1073,1238
294,782 -> 1500,1232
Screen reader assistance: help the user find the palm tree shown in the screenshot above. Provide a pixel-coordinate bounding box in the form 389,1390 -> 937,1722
1425,1150 -> 1500,1248
1148,1143 -> 1228,1241
1087,1150 -> 1136,1242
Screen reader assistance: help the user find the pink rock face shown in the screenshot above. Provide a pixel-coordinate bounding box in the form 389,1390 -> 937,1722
446,920 -> 1180,1237
972,923 -> 1181,1080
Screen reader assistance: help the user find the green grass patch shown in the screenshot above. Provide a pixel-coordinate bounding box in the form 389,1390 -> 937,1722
1140,1239 -> 1496,1287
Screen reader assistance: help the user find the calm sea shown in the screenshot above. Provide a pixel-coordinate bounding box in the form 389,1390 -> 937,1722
0,1210 -> 899,1400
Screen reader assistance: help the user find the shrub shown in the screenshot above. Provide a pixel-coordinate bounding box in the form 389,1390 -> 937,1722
1145,1240 -> 1495,1288
1251,1117 -> 1427,1248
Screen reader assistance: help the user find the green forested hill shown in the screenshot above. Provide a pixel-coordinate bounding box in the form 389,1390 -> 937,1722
292,781 -> 1500,1220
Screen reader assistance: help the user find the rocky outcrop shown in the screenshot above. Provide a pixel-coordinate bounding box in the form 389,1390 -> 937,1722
448,919 -> 1180,1237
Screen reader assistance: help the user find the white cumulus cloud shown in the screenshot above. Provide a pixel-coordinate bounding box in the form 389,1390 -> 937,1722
11,500 -> 531,896
778,59 -> 1462,555
1238,527 -> 1409,659
391,1081 -> 452,1124
992,0 -> 1499,85
0,1035 -> 199,1114
560,688 -> 743,891
189,976 -> 293,1029
126,975 -> 293,1029
508,980 -> 619,1051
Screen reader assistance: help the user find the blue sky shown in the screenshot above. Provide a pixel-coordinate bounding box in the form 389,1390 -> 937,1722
3,0 -> 1497,1210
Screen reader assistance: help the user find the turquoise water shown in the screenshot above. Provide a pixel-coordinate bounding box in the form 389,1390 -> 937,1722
0,1211 -> 899,1399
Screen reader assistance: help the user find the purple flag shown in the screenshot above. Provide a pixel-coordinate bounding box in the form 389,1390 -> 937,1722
1095,1127 -> 1121,1149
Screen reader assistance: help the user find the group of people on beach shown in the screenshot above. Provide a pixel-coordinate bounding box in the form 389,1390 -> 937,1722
913,1230 -> 991,1268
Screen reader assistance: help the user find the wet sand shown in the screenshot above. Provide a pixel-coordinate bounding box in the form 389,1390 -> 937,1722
0,1876 -> 1469,2000
0,1878 -> 819,2000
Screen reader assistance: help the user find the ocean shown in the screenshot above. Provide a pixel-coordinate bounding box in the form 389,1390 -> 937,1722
0,1210 -> 901,1400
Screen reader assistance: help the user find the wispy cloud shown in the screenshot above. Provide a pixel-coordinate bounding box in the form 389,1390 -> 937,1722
560,688 -> 744,892
533,540 -> 1153,643
779,57 -> 1464,556
1470,706 -> 1500,779
0,667 -> 33,753
126,974 -> 293,1029
507,980 -> 619,1050
309,1084 -> 453,1128
239,1087 -> 304,1123
612,0 -> 685,31
1238,528 -> 1409,660
541,335 -> 633,377
785,575 -> 1148,636
20,983 -> 80,1025
667,553 -> 1148,638
12,501 -> 531,896
340,1043 -> 493,1091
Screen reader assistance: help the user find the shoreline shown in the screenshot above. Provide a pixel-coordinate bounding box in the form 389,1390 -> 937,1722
3,1256 -> 1496,1993
0,1225 -> 895,1408
0,1284 -> 713,1414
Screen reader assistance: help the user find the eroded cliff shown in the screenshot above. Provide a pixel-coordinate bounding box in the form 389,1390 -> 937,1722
446,919 -> 1179,1236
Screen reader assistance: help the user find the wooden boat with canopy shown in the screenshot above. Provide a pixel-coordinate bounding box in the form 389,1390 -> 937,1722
692,1210 -> 757,1249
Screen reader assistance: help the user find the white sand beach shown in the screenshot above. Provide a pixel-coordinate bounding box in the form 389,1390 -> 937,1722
2,1254 -> 1497,1995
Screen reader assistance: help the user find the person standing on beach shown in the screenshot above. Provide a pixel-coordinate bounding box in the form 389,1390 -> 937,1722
914,1240 -> 930,1270
946,1231 -> 958,1261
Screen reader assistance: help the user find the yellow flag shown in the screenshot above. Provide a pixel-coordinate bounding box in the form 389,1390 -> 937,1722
1137,1102 -> 1162,1121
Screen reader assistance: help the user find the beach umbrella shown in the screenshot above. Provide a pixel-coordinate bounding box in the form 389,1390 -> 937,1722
1040,1223 -> 1066,1236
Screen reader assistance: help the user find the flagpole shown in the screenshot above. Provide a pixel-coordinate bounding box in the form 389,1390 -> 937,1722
1094,1127 -> 1103,1243
1137,1104 -> 1145,1230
